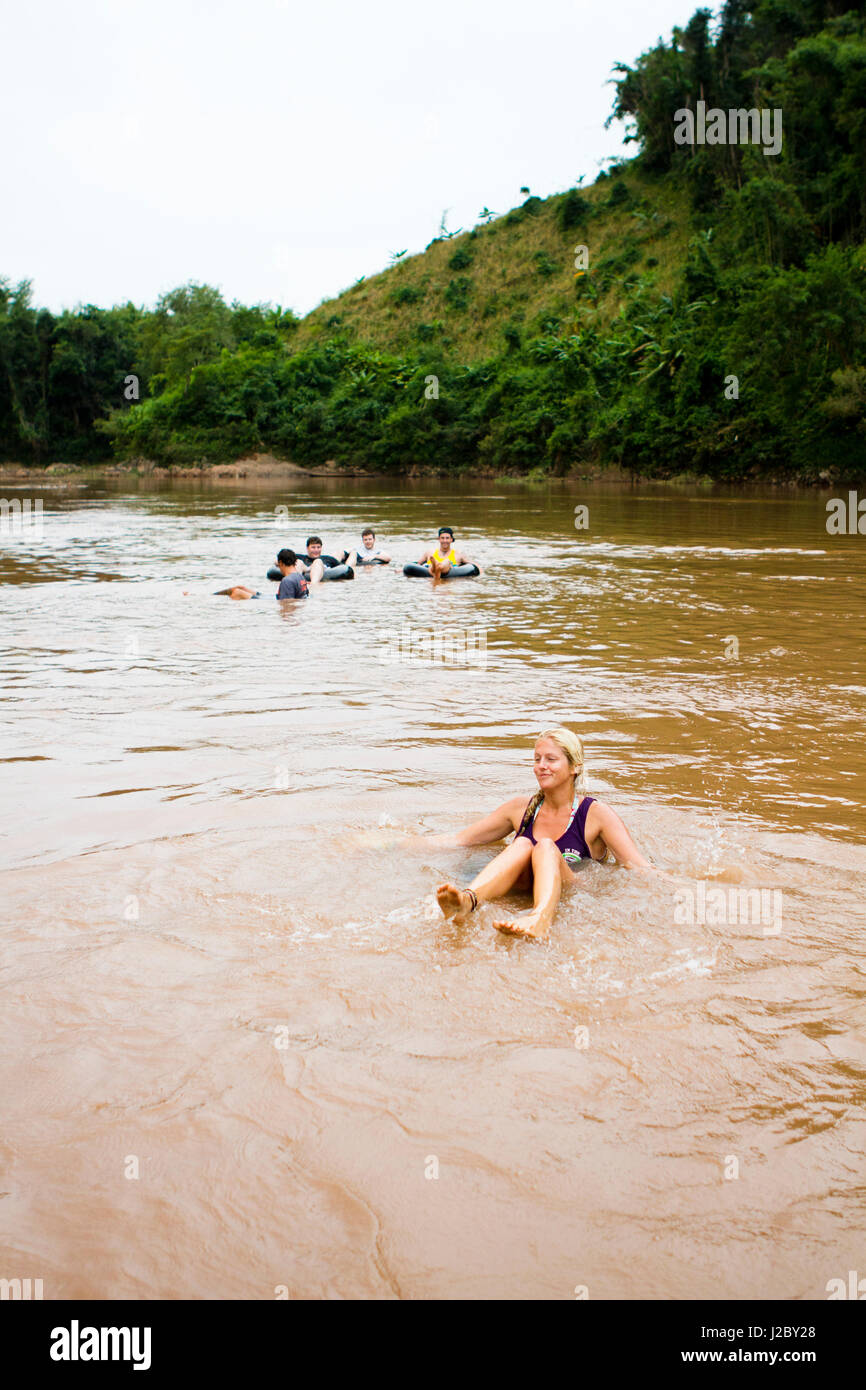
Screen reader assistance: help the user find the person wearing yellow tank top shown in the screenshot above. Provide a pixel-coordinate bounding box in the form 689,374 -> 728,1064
416,527 -> 480,580
433,544 -> 457,566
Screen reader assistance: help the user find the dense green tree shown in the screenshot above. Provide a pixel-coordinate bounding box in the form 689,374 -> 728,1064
0,280 -> 51,462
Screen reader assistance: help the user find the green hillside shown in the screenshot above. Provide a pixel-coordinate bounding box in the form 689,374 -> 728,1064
291,171 -> 692,365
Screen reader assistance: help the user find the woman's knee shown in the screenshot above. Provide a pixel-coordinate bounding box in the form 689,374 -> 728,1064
528,834 -> 561,867
532,837 -> 558,860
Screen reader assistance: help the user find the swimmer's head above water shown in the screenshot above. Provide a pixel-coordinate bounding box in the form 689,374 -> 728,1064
531,727 -> 586,806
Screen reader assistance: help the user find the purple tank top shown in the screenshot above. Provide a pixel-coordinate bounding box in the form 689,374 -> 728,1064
518,794 -> 596,865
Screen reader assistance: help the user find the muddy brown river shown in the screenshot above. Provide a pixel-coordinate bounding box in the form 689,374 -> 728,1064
1,476 -> 864,1299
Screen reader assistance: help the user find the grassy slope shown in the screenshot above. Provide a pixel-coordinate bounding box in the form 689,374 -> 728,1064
290,168 -> 692,363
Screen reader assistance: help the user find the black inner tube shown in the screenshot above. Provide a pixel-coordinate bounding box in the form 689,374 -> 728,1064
267,564 -> 354,582
403,562 -> 480,578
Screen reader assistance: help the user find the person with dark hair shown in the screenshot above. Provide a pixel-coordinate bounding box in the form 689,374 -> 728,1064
414,527 -> 480,581
213,548 -> 312,600
273,548 -> 311,599
296,536 -> 354,582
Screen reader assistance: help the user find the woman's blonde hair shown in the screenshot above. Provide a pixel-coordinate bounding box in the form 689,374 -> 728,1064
519,727 -> 586,830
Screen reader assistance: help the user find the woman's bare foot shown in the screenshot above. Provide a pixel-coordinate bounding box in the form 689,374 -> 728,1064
493,912 -> 550,941
436,882 -> 475,922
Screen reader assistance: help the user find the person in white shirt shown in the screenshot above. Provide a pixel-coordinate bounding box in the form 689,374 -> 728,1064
343,527 -> 391,566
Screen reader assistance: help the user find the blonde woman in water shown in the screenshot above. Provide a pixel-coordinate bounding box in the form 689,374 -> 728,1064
430,728 -> 651,940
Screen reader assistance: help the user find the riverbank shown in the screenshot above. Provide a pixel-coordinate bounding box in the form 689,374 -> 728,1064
0,452 -> 840,490
0,453 -> 355,483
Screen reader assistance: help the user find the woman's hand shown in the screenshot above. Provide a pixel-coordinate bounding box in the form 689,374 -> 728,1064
402,831 -> 460,849
403,797 -> 525,851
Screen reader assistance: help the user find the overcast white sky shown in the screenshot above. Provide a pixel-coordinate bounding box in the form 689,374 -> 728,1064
3,0 -> 694,317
